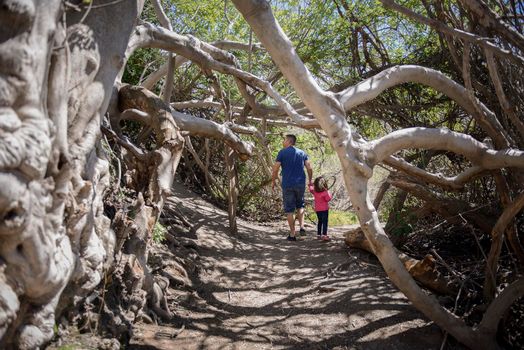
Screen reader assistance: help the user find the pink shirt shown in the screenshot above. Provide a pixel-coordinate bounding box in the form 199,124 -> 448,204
309,185 -> 332,212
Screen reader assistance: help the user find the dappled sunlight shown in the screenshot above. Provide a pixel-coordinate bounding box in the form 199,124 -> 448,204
131,184 -> 447,349
213,290 -> 289,308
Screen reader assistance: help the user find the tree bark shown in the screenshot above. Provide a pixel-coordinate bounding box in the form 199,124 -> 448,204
0,1 -> 140,348
231,1 -> 520,348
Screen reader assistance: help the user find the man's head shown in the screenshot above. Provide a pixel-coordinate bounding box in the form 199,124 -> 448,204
283,134 -> 296,148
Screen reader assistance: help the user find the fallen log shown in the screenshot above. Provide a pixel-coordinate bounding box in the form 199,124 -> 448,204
344,227 -> 456,295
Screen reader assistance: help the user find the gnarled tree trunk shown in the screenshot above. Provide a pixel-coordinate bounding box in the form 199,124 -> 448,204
0,1 -> 141,348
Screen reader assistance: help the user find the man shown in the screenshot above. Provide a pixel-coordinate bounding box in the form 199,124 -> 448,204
272,134 -> 313,241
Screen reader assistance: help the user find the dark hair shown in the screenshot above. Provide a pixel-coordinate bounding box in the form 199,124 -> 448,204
314,176 -> 328,192
285,134 -> 296,145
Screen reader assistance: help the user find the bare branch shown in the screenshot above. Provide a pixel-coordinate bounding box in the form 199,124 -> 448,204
150,0 -> 175,102
336,65 -> 510,148
388,175 -> 495,234
384,155 -> 486,191
119,108 -> 151,124
379,0 -> 524,66
484,191 -> 524,300
484,49 -> 524,141
101,125 -> 146,160
479,277 -> 524,336
132,23 -> 319,128
141,40 -> 263,90
184,136 -> 226,198
119,84 -> 253,160
369,127 -> 524,169
459,0 -> 524,53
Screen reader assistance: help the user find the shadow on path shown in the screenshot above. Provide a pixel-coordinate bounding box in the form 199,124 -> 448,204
129,184 -> 461,350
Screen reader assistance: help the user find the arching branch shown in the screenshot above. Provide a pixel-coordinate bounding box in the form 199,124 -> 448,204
479,277 -> 524,336
142,40 -> 263,90
132,23 -> 319,128
484,191 -> 524,300
384,155 -> 486,191
369,127 -> 524,169
336,65 -> 510,148
118,84 -> 253,160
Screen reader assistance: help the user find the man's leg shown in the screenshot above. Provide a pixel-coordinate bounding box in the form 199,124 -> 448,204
297,207 -> 305,231
296,186 -> 306,235
283,187 -> 297,238
287,212 -> 296,237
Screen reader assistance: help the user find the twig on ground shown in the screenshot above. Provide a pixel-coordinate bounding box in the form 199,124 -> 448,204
154,324 -> 185,339
259,279 -> 270,288
440,280 -> 466,350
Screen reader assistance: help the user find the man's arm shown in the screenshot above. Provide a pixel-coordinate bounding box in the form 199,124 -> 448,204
304,159 -> 313,184
272,162 -> 281,191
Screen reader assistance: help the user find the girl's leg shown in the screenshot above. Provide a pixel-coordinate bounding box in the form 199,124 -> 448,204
316,211 -> 322,236
323,210 -> 329,235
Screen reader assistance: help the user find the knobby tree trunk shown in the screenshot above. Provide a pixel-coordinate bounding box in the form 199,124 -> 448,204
0,1 -> 141,348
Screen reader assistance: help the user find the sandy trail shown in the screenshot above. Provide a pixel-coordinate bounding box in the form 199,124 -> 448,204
129,185 -> 449,350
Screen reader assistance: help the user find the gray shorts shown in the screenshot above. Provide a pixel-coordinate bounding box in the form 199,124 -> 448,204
282,185 -> 305,213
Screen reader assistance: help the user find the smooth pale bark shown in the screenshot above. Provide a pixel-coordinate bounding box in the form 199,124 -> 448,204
131,23 -> 319,128
384,156 -> 486,191
142,40 -> 263,90
369,127 -> 524,168
336,65 -> 510,148
231,1 -> 518,348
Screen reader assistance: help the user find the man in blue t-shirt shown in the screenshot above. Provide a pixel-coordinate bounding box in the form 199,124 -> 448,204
272,134 -> 313,241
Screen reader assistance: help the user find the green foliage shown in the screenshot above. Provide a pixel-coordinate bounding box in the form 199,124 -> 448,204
152,222 -> 167,243
388,211 -> 414,239
122,48 -> 164,87
329,210 -> 359,226
130,0 -> 480,227
305,206 -> 358,226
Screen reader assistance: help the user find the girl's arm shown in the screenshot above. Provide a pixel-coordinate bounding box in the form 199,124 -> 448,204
324,191 -> 332,202
308,184 -> 315,193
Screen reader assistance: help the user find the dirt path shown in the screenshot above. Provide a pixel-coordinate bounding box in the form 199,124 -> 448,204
129,185 -> 449,350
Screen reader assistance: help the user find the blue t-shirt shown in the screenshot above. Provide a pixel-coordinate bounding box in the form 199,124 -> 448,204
276,146 -> 308,188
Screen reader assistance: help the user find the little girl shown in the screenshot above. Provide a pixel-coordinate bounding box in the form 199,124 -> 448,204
309,176 -> 332,241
